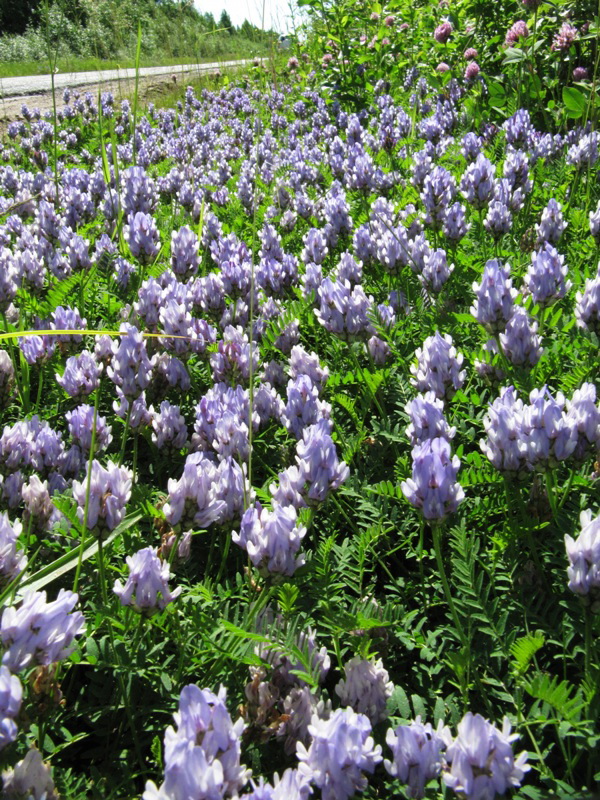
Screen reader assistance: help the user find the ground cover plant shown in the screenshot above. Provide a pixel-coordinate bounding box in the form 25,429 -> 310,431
0,1 -> 600,797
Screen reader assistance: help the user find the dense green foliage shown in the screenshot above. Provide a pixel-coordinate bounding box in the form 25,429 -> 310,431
0,0 -> 276,66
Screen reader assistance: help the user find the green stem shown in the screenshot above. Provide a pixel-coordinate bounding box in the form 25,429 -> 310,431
118,404 -> 133,467
73,380 -> 102,594
432,522 -> 466,645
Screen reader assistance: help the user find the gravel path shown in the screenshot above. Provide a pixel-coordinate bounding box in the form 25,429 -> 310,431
0,59 -> 253,124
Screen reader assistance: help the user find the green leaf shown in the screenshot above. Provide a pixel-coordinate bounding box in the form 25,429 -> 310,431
502,47 -> 526,65
510,632 -> 545,676
562,87 -> 586,119
388,685 -> 411,719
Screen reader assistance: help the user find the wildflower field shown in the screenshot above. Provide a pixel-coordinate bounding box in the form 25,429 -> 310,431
0,0 -> 600,797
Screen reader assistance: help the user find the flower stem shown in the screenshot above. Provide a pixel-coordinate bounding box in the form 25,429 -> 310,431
432,522 -> 466,645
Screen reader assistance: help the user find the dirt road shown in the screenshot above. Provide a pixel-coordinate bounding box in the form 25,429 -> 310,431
0,59 -> 253,122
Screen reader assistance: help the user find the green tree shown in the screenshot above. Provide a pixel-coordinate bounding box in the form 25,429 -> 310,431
218,8 -> 233,34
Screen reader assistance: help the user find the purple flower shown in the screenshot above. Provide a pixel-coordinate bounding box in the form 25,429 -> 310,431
0,665 -> 22,750
283,376 -> 331,439
522,386 -> 578,468
480,387 -> 527,474
171,225 -> 200,280
335,656 -> 394,725
590,201 -> 600,243
107,324 -> 152,400
56,350 -> 102,399
464,62 -> 480,81
565,510 -> 600,603
0,513 -> 26,587
232,502 -> 307,577
420,248 -> 454,294
125,211 -> 161,261
471,260 -> 516,333
315,279 -> 375,341
523,244 -> 571,307
434,22 -> 453,43
0,351 -> 15,409
211,325 -> 258,385
552,22 -> 578,52
193,383 -> 256,462
113,546 -> 181,615
1,748 -> 57,799
66,404 -> 112,454
444,713 -> 529,800
1,589 -> 84,673
573,66 -> 589,81
410,332 -> 465,401
286,421 -> 350,506
163,452 -> 226,529
505,20 -> 529,46
443,202 -> 470,242
421,167 -> 456,231
289,346 -> 329,392
406,392 -> 456,445
242,768 -> 312,800
297,708 -> 382,800
385,717 -> 449,798
575,268 -> 600,335
72,460 -> 132,533
151,401 -> 187,451
565,383 -> 600,463
460,154 -> 496,209
499,307 -> 542,366
535,199 -> 567,246
483,202 -> 512,239
401,437 -> 464,520
144,684 -> 249,800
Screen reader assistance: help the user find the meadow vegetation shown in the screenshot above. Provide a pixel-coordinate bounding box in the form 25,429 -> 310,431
0,0 -> 599,798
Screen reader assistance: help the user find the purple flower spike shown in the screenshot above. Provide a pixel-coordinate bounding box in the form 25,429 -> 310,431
125,211 -> 160,262
565,510 -> 600,604
480,387 -> 527,474
406,392 -> 456,445
523,244 -> 571,308
536,199 -> 567,247
232,502 -> 307,577
471,260 -> 516,333
410,332 -> 465,401
460,154 -> 496,210
385,717 -> 449,799
163,452 -> 226,529
0,665 -> 22,750
107,324 -> 152,400
113,546 -> 181,615
72,460 -> 132,533
0,513 -> 27,587
575,267 -> 600,335
499,307 -> 542,367
335,656 -> 394,725
170,225 -> 200,280
401,437 -> 464,520
297,708 -> 382,800
144,684 -> 249,800
56,350 -> 102,399
444,712 -> 529,800
1,589 -> 84,673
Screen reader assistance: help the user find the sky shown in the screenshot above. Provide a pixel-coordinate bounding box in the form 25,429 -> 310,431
193,0 -> 298,33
